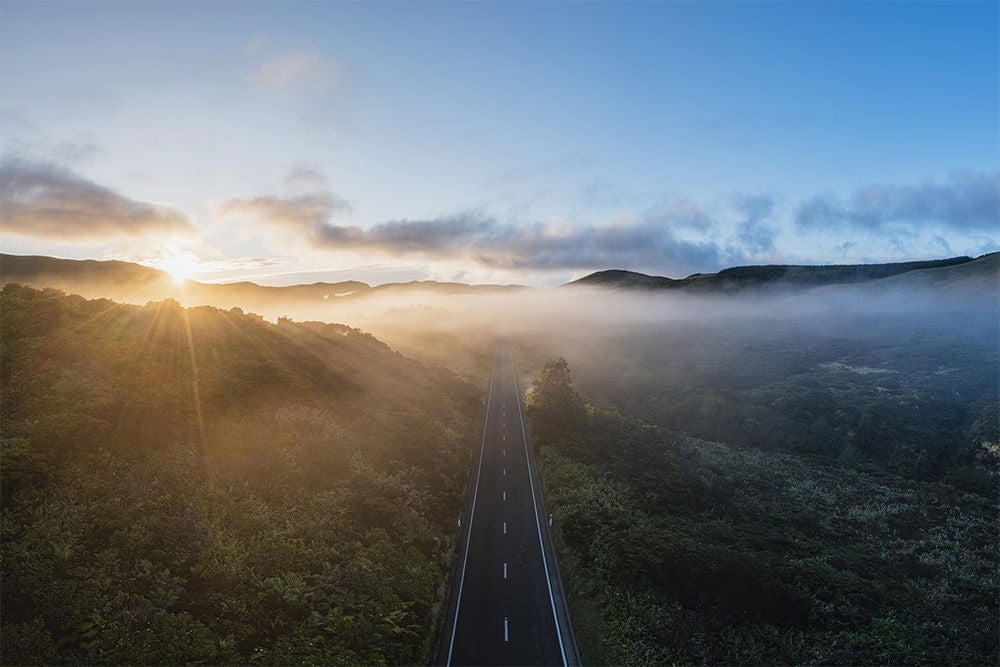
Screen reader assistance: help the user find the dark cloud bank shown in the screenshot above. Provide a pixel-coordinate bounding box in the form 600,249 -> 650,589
3,155 -> 994,275
795,171 -> 999,232
223,169 -> 997,275
0,156 -> 194,239
221,190 -> 725,275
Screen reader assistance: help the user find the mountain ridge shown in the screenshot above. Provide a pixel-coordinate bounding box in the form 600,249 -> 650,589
0,253 -> 529,318
568,254 -> 996,293
0,253 -> 526,294
2,252 -> 996,313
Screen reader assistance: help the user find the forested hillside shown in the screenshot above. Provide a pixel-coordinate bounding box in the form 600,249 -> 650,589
527,359 -> 998,665
0,284 -> 479,665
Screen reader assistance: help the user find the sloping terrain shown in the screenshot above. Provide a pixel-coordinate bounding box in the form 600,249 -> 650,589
871,251 -> 999,298
0,284 -> 480,665
568,254 -> 990,293
0,254 -> 526,322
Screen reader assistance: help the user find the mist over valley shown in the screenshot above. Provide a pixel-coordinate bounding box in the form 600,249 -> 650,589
2,1 -> 997,663
3,251 -> 997,663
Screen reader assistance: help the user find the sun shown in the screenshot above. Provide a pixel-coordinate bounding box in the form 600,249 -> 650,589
155,250 -> 201,285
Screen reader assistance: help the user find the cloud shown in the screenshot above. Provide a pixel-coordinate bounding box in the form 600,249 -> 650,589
0,155 -> 195,239
795,171 -> 999,232
497,217 -> 722,273
52,138 -> 103,165
732,193 -> 778,255
352,214 -> 721,274
220,178 -> 721,275
220,166 -> 1000,278
581,178 -> 632,210
645,196 -> 717,233
246,52 -> 342,90
285,166 -> 330,192
364,215 -> 498,255
219,191 -> 352,236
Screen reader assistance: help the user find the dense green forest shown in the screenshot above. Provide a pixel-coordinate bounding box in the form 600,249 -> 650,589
4,279 -> 997,665
1,284 -> 478,665
529,308 -> 999,493
527,357 -> 998,665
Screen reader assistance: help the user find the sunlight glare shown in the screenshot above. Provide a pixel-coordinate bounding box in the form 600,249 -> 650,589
155,250 -> 201,285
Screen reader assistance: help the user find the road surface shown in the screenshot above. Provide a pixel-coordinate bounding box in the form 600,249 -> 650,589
441,342 -> 578,666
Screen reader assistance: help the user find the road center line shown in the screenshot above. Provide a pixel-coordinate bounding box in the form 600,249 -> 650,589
504,562 -> 508,579
503,521 -> 507,534
504,617 -> 509,642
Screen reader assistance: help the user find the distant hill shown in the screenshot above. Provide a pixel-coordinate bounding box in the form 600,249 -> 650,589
568,255 -> 996,294
0,253 -> 178,299
0,253 -> 527,320
3,253 -> 997,318
872,252 -> 1000,297
567,269 -> 678,289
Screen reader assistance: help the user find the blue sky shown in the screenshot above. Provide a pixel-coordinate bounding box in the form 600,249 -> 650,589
1,1 -> 997,285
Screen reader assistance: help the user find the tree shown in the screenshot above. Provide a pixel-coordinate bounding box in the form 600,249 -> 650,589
527,358 -> 587,447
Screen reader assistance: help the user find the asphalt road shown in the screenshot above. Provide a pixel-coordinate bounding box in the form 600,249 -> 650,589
443,343 -> 575,667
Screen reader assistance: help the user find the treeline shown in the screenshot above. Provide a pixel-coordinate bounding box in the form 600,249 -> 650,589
527,358 -> 998,665
1,284 -> 479,665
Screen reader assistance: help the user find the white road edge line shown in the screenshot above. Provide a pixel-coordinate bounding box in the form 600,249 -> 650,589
511,344 -> 569,667
445,348 -> 498,667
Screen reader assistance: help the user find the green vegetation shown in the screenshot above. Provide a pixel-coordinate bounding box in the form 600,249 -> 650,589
1,285 -> 478,665
554,310 -> 999,493
528,357 -> 999,665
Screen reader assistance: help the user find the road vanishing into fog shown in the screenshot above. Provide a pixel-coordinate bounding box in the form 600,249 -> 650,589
439,343 -> 579,667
